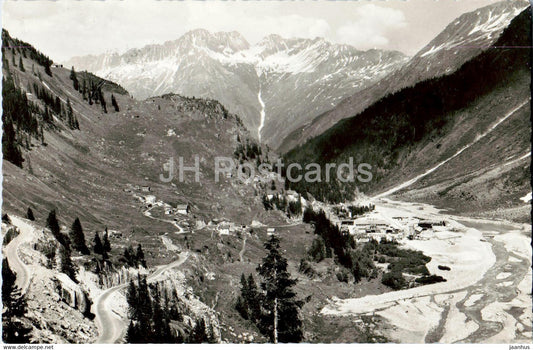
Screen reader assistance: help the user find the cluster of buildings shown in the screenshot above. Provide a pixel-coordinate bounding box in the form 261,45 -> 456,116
207,219 -> 277,237
338,215 -> 447,242
124,183 -> 191,217
208,219 -> 250,236
124,183 -> 151,193
339,217 -> 403,242
165,204 -> 190,216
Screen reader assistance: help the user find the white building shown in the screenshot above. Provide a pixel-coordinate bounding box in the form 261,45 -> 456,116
176,204 -> 190,215
145,195 -> 156,205
218,224 -> 231,235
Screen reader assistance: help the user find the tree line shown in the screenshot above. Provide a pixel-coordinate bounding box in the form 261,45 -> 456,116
261,193 -> 302,218
70,67 -> 120,113
2,29 -> 53,77
2,75 -> 44,167
125,274 -> 216,343
302,207 -> 378,282
42,209 -> 147,281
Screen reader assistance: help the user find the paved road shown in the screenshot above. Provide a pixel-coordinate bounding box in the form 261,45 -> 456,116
143,207 -> 188,233
94,252 -> 189,343
4,216 -> 35,293
239,237 -> 247,262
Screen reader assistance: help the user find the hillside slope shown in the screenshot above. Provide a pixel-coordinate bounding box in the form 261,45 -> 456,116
279,0 -> 529,153
283,7 -> 531,221
2,29 -> 278,253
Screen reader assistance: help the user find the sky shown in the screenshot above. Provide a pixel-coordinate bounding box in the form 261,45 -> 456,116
1,0 -> 506,63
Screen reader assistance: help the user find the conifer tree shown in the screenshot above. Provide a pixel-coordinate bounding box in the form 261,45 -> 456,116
69,217 -> 90,255
59,244 -> 77,282
46,209 -> 67,246
235,274 -> 249,319
93,232 -> 104,255
125,320 -> 140,343
54,96 -> 61,115
236,273 -> 262,322
124,246 -> 132,266
82,80 -> 87,100
18,56 -> 24,72
135,274 -> 152,335
69,67 -> 79,91
66,98 -> 75,129
103,229 -> 111,254
2,259 -> 31,343
98,87 -> 107,113
190,318 -> 209,343
26,207 -> 35,221
111,94 -> 119,112
257,235 -> 303,343
126,279 -> 139,321
44,62 -> 52,76
2,259 -> 27,318
247,274 -> 261,322
43,106 -> 51,123
2,119 -> 24,167
136,244 -> 147,268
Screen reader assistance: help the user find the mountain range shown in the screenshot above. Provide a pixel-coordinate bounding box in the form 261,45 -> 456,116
66,30 -> 407,148
279,0 -> 529,152
65,1 -> 528,151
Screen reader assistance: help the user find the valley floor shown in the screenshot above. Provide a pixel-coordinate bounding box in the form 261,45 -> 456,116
321,199 -> 532,343
3,197 -> 531,344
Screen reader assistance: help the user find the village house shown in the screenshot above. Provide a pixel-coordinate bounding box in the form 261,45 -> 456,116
217,223 -> 231,235
164,207 -> 174,215
340,220 -> 357,235
176,204 -> 190,215
108,230 -> 123,239
144,195 -> 157,205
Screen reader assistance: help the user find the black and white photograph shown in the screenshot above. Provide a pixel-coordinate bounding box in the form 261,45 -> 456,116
0,0 -> 531,345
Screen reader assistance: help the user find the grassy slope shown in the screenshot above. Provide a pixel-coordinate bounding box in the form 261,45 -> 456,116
1,49 -> 283,264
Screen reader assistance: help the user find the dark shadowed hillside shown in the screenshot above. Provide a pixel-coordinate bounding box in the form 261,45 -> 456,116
284,8 -> 531,220
279,0 -> 529,153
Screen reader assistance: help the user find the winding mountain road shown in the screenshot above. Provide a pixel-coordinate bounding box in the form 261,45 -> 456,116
94,252 -> 189,343
239,237 -> 247,262
143,207 -> 188,233
4,216 -> 36,293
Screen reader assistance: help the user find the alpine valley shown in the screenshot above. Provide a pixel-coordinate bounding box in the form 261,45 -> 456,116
1,0 -> 531,345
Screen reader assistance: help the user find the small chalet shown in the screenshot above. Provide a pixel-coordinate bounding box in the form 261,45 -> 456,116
176,204 -> 190,215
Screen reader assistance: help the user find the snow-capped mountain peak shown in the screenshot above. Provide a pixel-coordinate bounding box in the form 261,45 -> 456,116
65,29 -> 407,147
